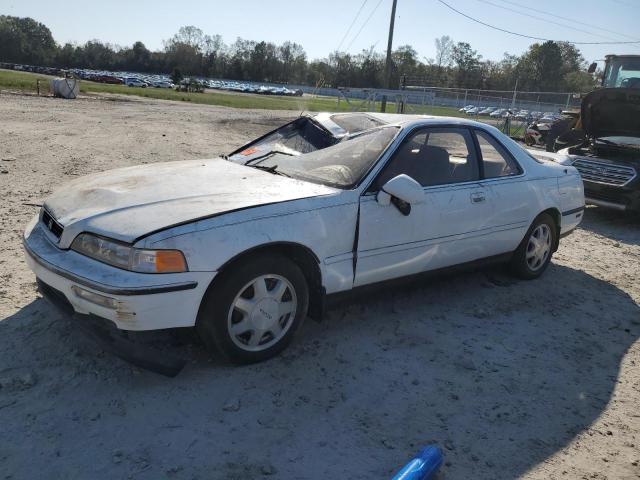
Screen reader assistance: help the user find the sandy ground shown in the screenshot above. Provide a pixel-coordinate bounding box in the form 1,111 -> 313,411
0,93 -> 638,480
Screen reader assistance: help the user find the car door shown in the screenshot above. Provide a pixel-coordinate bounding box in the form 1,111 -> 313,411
354,126 -> 494,287
473,129 -> 531,255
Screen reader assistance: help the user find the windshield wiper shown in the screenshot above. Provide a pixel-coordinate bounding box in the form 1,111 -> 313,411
248,164 -> 293,178
244,150 -> 295,165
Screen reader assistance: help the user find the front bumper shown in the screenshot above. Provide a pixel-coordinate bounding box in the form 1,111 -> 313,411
36,279 -> 186,376
24,221 -> 215,331
583,179 -> 640,212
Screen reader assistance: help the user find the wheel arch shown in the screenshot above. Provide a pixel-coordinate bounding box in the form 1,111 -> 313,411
538,207 -> 562,251
207,242 -> 325,320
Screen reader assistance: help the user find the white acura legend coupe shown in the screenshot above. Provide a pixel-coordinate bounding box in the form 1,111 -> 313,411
24,113 -> 584,364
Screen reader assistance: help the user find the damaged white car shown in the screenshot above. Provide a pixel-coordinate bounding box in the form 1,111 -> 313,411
24,113 -> 585,365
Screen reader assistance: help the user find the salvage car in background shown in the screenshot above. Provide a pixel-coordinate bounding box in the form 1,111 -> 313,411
525,110 -> 579,152
24,113 -> 584,365
549,55 -> 640,212
557,88 -> 640,211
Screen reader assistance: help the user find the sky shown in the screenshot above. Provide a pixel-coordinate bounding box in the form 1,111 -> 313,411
2,0 -> 639,65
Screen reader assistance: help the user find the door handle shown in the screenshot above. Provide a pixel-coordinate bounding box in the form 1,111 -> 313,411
470,192 -> 486,204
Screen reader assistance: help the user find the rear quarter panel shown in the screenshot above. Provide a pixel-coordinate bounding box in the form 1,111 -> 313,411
505,137 -> 582,235
557,169 -> 585,234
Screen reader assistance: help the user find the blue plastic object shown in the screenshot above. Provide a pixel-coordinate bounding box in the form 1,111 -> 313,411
391,446 -> 444,480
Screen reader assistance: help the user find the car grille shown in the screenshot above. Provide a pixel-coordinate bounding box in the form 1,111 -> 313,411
573,158 -> 637,186
41,209 -> 64,240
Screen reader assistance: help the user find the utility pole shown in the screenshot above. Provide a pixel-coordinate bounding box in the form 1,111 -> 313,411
381,0 -> 398,113
510,78 -> 518,110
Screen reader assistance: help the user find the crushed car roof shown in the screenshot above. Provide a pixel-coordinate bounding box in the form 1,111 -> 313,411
313,112 -> 494,137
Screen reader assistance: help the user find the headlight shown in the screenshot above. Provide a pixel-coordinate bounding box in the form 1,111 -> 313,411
70,233 -> 187,273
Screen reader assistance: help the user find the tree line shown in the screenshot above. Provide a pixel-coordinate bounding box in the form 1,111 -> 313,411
0,15 -> 596,92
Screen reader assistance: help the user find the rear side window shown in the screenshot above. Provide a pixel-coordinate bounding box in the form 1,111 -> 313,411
475,130 -> 521,178
373,127 -> 479,190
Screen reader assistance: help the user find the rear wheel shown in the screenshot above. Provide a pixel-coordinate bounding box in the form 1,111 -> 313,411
510,213 -> 557,279
196,254 -> 308,364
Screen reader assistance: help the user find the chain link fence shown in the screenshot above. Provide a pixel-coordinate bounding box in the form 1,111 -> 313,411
326,85 -> 581,139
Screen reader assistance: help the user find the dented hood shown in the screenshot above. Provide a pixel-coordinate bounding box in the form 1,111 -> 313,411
581,88 -> 640,139
44,158 -> 336,247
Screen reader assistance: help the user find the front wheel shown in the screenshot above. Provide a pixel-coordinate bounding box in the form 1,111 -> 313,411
510,213 -> 557,279
196,254 -> 309,364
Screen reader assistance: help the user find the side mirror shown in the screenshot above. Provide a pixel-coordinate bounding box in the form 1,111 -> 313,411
587,62 -> 597,74
377,174 -> 425,216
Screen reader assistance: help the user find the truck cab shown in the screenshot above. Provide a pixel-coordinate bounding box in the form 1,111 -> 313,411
594,54 -> 640,89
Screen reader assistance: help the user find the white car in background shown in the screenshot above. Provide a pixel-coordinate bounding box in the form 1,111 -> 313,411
24,113 -> 585,365
152,81 -> 174,89
125,78 -> 148,88
479,107 -> 497,116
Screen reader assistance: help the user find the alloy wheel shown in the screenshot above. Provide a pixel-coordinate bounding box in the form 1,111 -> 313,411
526,224 -> 552,271
226,274 -> 297,352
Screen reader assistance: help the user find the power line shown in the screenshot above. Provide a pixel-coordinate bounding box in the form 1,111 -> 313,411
335,0 -> 369,53
436,0 -> 640,45
475,0 -> 621,42
492,0 -> 640,41
345,0 -> 386,52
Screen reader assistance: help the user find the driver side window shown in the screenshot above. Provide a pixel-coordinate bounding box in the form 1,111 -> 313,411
372,127 -> 479,190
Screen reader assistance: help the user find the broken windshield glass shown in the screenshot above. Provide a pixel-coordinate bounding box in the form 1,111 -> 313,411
250,127 -> 399,189
227,116 -> 337,163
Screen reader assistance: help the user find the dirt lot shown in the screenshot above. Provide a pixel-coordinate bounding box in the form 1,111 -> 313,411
0,93 -> 639,480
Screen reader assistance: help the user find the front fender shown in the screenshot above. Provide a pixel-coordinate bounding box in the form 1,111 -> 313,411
142,198 -> 360,294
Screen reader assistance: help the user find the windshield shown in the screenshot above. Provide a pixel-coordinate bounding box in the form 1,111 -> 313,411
228,116 -> 336,162
603,57 -> 640,88
250,127 -> 399,188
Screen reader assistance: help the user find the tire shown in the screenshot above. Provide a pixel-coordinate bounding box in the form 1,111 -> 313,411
196,254 -> 309,364
510,213 -> 557,280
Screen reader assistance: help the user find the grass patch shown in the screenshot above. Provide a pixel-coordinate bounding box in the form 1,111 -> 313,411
0,68 -> 467,118
0,70 -> 524,138
0,69 -> 53,92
